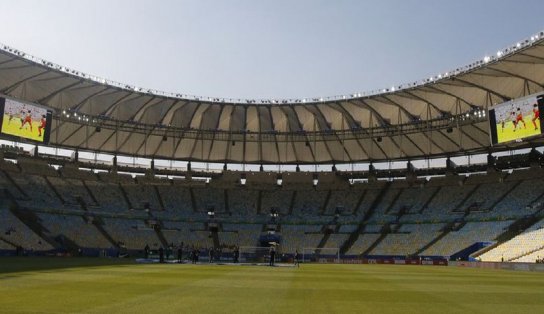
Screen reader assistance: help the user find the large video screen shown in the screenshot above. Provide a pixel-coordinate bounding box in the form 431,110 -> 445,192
0,97 -> 52,144
489,94 -> 544,145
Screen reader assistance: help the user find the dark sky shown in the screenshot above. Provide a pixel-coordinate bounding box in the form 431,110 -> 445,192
0,0 -> 542,100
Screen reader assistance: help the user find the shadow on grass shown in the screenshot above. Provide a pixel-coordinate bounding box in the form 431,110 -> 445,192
0,257 -> 136,275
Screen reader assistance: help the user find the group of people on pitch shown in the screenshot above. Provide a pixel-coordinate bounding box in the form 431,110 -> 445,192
268,247 -> 300,267
146,243 -> 241,264
145,243 -> 301,266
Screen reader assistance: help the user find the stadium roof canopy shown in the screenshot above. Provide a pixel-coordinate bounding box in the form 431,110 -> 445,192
1,31 -> 544,164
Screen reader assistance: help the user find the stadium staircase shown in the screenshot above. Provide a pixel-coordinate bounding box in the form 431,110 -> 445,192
76,196 -> 88,211
153,225 -> 169,248
454,184 -> 480,212
452,221 -> 467,232
509,244 -> 544,262
1,170 -> 28,198
418,187 -> 442,214
211,231 -> 220,249
90,217 -> 119,249
0,235 -> 18,248
189,188 -> 198,212
413,221 -> 456,256
340,182 -> 391,255
43,176 -> 65,205
288,191 -> 297,215
153,186 -> 166,211
395,205 -> 408,221
316,230 -> 331,250
351,189 -> 368,215
7,204 -> 59,249
118,184 -> 133,210
319,191 -> 332,215
488,180 -> 523,210
256,191 -> 262,214
81,181 -> 99,205
224,189 -> 231,215
361,224 -> 393,256
384,188 -> 404,214
54,234 -> 81,254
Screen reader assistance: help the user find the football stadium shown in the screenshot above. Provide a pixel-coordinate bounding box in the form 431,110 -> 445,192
2,3 -> 544,313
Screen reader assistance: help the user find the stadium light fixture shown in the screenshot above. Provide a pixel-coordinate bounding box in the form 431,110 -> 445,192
312,173 -> 318,186
483,56 -> 491,63
270,207 -> 279,218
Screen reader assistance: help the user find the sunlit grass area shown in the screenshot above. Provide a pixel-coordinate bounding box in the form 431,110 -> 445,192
1,258 -> 544,313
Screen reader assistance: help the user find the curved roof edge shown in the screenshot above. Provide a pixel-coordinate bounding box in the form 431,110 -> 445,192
1,30 -> 543,106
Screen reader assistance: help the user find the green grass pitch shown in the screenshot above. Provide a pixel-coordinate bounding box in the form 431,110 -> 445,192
1,258 -> 544,313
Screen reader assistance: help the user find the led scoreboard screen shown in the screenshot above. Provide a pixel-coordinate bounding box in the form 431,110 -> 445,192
489,94 -> 544,145
0,96 -> 52,144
